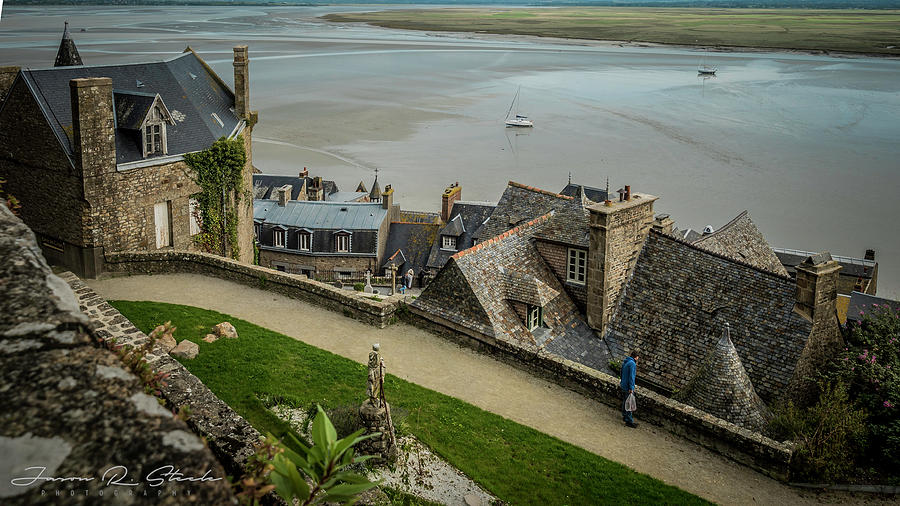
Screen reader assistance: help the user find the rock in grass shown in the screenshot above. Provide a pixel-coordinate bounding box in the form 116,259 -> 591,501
158,332 -> 177,352
202,334 -> 218,343
170,340 -> 199,359
212,322 -> 238,339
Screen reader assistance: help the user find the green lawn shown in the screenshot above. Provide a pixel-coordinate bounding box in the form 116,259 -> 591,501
323,7 -> 900,55
112,300 -> 709,506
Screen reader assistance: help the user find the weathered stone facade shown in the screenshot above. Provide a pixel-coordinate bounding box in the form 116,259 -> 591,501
260,248 -> 377,276
586,194 -> 657,334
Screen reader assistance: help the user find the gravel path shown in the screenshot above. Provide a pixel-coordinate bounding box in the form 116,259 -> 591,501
87,273 -> 886,506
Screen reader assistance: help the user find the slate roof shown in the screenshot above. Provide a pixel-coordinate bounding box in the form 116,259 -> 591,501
113,91 -> 160,131
442,214 -> 466,237
54,22 -> 83,67
20,50 -> 241,166
475,182 -> 572,242
414,213 -> 605,365
846,291 -> 900,325
252,174 -> 338,201
604,230 -> 812,402
774,248 -> 877,280
677,324 -> 771,431
425,201 -> 495,271
382,222 -> 439,277
690,211 -> 789,276
532,185 -> 594,248
326,192 -> 367,203
559,183 -> 607,203
254,200 -> 387,231
369,176 -> 381,201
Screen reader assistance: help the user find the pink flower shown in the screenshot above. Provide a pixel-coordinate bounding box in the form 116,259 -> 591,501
885,401 -> 895,408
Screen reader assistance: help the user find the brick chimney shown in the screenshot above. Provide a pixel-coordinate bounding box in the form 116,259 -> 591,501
277,185 -> 292,207
793,252 -> 841,322
299,167 -> 309,179
233,46 -> 250,120
310,176 -> 323,201
441,182 -> 461,223
865,249 -> 875,261
70,77 -> 116,178
586,187 -> 658,334
652,213 -> 674,235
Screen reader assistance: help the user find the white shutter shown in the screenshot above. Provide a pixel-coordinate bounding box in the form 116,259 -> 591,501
154,202 -> 170,248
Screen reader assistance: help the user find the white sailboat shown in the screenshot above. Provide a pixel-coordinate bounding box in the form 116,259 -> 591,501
698,48 -> 717,75
505,86 -> 533,128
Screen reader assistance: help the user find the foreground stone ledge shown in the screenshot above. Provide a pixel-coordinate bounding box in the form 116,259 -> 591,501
103,250 -> 402,328
0,205 -> 236,504
405,304 -> 794,481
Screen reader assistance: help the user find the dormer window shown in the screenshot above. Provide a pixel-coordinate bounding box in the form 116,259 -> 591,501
274,228 -> 286,248
298,231 -> 311,251
527,304 -> 543,331
144,105 -> 167,156
114,91 -> 175,160
442,235 -> 457,251
336,233 -> 350,253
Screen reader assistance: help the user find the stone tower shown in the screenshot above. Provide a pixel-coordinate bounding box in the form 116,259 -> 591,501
55,21 -> 83,67
677,323 -> 771,431
586,187 -> 657,334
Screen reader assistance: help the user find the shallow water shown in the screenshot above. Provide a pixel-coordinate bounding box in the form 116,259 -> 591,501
2,6 -> 898,295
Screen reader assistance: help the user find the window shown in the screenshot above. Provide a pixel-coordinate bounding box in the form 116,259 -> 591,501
274,229 -> 285,248
143,105 -> 167,157
189,198 -> 200,236
527,305 -> 543,331
298,232 -> 311,251
567,248 -> 587,285
441,235 -> 457,251
336,234 -> 350,253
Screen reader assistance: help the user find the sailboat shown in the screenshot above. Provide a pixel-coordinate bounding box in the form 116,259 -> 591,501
505,86 -> 534,128
698,48 -> 717,75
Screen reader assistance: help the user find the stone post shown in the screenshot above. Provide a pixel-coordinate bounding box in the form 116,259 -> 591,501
358,344 -> 396,463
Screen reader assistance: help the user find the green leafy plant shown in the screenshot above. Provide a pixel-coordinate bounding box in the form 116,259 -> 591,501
269,405 -> 379,505
0,177 -> 20,215
353,282 -> 365,292
184,136 -> 247,260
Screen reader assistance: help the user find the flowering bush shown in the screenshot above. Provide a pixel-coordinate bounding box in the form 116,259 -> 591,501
836,303 -> 900,475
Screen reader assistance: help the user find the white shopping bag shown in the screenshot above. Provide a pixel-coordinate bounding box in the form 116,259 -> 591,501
625,392 -> 637,412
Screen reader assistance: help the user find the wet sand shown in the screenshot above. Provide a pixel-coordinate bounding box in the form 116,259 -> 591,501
87,273 -> 889,506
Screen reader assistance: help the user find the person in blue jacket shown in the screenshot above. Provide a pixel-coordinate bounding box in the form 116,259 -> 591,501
620,350 -> 639,428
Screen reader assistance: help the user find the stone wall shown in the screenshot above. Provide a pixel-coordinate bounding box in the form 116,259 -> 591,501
0,204 -> 236,504
404,304 -> 795,481
103,250 -> 403,328
260,248 -> 379,276
586,195 -> 657,333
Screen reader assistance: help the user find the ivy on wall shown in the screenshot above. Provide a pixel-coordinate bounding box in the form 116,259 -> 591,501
184,136 -> 246,260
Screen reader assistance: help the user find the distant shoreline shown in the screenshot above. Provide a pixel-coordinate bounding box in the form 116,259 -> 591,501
322,7 -> 900,57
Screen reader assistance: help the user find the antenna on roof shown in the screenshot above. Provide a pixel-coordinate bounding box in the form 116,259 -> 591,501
568,171 -> 572,185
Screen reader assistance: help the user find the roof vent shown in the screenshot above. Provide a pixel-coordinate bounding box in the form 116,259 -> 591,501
189,72 -> 197,80
340,207 -> 348,212
703,225 -> 715,234
211,113 -> 224,128
135,79 -> 144,88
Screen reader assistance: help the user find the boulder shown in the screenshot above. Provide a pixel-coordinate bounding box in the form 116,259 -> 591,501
158,332 -> 177,352
212,322 -> 238,339
170,340 -> 199,360
202,334 -> 218,343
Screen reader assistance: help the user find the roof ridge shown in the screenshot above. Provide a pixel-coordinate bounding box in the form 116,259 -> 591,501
451,212 -> 552,260
390,221 -> 440,226
652,229 -> 794,282
692,210 -> 749,244
508,181 -> 573,200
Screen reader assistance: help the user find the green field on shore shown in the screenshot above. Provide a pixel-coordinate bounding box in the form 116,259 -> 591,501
324,7 -> 900,55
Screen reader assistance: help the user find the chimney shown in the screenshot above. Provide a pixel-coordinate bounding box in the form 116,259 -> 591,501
793,252 -> 841,322
382,184 -> 394,210
233,45 -> 250,120
0,66 -> 21,107
616,188 -> 625,202
70,77 -> 116,178
277,184 -> 292,207
441,182 -> 461,223
865,249 -> 875,261
311,176 -> 324,201
652,213 -> 674,235
625,185 -> 631,201
299,167 -> 309,179
586,188 -> 658,334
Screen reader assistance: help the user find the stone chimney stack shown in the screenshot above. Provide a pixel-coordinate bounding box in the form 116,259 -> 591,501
586,188 -> 658,334
70,77 -> 116,178
865,249 -> 875,261
652,213 -> 674,235
233,46 -> 250,120
311,176 -> 323,201
382,184 -> 394,210
277,185 -> 292,207
299,167 -> 309,179
441,182 -> 461,223
793,252 -> 841,322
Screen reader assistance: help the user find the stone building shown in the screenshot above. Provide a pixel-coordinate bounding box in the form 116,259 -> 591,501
0,33 -> 257,277
252,170 -> 369,203
413,180 -> 845,429
253,185 -> 399,278
774,247 -> 878,296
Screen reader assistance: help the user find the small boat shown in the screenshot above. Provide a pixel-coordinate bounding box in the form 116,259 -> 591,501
505,86 -> 533,128
698,65 -> 717,75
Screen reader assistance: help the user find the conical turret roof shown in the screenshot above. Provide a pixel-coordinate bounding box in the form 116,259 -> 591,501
369,175 -> 381,201
678,323 -> 771,431
54,21 -> 83,67
356,180 -> 367,193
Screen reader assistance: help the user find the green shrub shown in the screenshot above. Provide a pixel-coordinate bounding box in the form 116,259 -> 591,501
354,282 -> 365,292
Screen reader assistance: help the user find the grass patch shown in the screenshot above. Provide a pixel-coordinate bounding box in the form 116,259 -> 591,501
323,7 -> 900,55
111,300 -> 709,505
